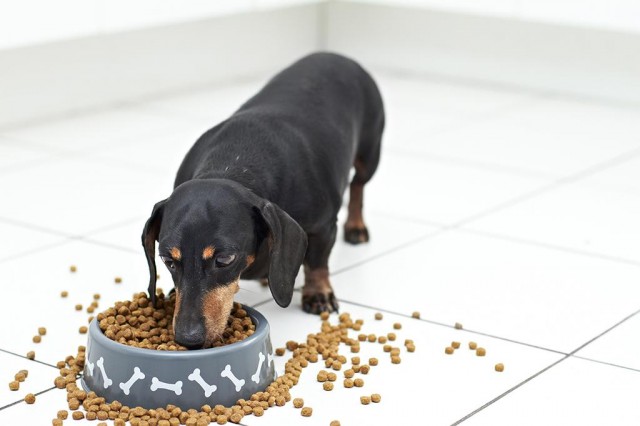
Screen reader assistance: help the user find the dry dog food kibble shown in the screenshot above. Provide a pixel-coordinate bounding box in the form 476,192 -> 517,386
60,291 -> 68,298
369,357 -> 378,366
38,327 -> 47,336
327,372 -> 337,382
330,421 -> 341,426
75,304 -> 82,311
377,335 -> 387,344
15,371 -> 26,382
344,369 -> 355,378
406,343 -> 416,353
360,396 -> 371,405
275,348 -> 286,356
393,323 -> 402,330
301,407 -> 313,417
8,381 -> 19,391
387,333 -> 396,341
69,265 -> 77,273
293,398 -> 304,408
79,326 -> 88,334
455,322 -> 463,330
445,346 -> 454,355
451,341 -> 460,349
468,341 -> 478,350
320,311 -> 330,320
57,410 -> 68,420
476,347 -> 486,357
26,351 -> 35,360
354,378 -> 364,387
72,411 -> 84,420
374,312 -> 383,320
32,335 -> 41,343
114,277 -> 122,284
360,364 -> 370,374
412,311 -> 420,319
495,363 -> 504,372
391,356 -> 401,364
98,293 -> 254,350
344,378 -> 354,388
351,356 -> 360,365
24,393 -> 36,404
323,382 -> 334,391
317,370 -> 328,382
371,393 -> 381,403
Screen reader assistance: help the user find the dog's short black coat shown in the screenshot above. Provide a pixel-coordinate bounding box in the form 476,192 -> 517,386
142,52 -> 384,348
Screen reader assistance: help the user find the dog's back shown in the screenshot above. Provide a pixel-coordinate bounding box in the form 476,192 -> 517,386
175,52 -> 384,231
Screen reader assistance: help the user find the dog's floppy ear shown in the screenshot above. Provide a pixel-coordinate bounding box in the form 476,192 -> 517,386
254,202 -> 307,307
141,199 -> 167,306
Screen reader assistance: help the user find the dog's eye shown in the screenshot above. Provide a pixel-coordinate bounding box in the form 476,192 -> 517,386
160,256 -> 176,270
215,254 -> 236,267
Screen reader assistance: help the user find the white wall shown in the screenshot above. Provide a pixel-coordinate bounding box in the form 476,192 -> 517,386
342,0 -> 640,33
0,0 -> 318,50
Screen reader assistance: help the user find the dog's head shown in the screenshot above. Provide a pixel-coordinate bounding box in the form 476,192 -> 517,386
142,179 -> 307,349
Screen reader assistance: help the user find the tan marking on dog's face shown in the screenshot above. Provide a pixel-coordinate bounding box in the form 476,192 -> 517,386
170,247 -> 182,261
202,246 -> 215,260
246,255 -> 255,267
172,288 -> 181,333
202,279 -> 239,347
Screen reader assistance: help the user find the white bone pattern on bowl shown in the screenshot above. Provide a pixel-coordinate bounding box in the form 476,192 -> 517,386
84,350 -> 273,397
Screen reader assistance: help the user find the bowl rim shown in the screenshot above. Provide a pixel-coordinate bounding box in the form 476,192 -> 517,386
87,303 -> 269,359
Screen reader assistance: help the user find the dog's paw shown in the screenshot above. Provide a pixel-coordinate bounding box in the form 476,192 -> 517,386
344,226 -> 369,245
302,292 -> 339,314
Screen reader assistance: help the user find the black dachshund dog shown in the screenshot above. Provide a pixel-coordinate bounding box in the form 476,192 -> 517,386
142,52 -> 384,348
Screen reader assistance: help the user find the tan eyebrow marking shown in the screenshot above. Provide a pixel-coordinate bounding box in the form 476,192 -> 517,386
202,246 -> 215,260
170,247 -> 182,261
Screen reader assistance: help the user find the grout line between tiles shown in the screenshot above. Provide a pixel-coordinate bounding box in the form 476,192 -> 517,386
333,146 -> 640,276
372,209 -> 640,268
0,348 -> 60,370
331,228 -> 446,276
570,356 -> 640,374
452,306 -> 640,424
384,148 -> 558,180
333,297 -> 567,356
0,386 -> 58,411
448,145 -> 640,229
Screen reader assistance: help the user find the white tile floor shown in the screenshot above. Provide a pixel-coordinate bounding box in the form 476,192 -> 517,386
1,70 -> 639,426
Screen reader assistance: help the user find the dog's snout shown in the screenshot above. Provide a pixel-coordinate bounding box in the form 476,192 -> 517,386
174,322 -> 206,349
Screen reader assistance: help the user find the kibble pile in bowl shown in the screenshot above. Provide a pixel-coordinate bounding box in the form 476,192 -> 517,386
97,292 -> 255,350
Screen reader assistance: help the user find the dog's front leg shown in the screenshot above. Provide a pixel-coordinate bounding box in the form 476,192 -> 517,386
302,225 -> 339,314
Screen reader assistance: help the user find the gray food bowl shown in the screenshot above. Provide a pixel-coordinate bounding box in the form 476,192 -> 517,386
81,304 -> 276,410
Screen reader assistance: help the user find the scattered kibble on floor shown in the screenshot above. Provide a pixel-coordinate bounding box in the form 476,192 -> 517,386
495,363 -> 505,372
455,322 -> 463,330
69,265 -> 77,273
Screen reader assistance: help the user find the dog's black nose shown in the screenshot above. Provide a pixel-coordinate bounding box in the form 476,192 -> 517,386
174,323 -> 206,349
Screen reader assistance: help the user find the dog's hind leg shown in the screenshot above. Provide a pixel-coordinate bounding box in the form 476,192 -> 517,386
344,132 -> 382,245
302,224 -> 339,314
